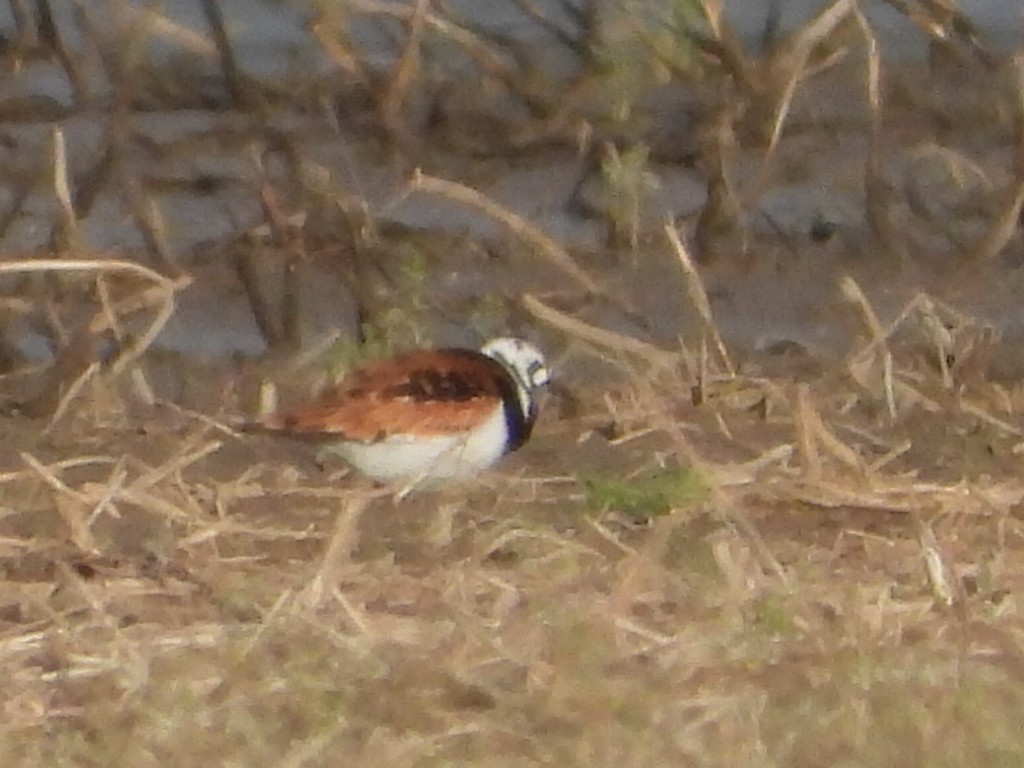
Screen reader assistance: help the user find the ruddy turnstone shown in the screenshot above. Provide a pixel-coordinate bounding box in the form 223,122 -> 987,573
255,337 -> 550,483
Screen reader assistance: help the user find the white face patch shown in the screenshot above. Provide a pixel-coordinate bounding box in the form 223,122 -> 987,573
480,337 -> 550,418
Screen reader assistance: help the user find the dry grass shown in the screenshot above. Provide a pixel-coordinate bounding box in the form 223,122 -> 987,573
1,0 -> 1024,765
4,270 -> 1024,766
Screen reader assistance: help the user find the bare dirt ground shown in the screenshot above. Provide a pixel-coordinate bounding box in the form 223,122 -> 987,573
3,1 -> 1024,766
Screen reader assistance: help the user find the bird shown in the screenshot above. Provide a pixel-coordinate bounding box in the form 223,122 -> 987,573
253,337 -> 551,484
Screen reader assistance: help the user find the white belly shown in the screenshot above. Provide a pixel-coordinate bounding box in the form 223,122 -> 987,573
329,405 -> 509,482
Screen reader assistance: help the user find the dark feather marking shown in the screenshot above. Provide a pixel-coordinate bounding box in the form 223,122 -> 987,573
386,368 -> 492,402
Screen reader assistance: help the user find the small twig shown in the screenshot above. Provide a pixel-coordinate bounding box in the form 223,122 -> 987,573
965,180 -> 1024,264
522,293 -> 677,369
51,126 -> 81,248
200,0 -> 251,107
128,440 -> 224,495
840,275 -> 897,421
301,495 -> 372,611
85,457 -> 129,527
37,0 -> 88,103
233,248 -> 281,349
378,0 -> 428,146
664,221 -> 734,376
348,0 -> 531,106
409,170 -> 600,295
916,515 -> 957,607
20,451 -> 91,504
0,256 -> 188,379
44,361 -> 101,435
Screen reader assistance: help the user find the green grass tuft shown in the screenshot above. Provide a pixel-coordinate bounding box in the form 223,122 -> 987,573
582,466 -> 707,521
